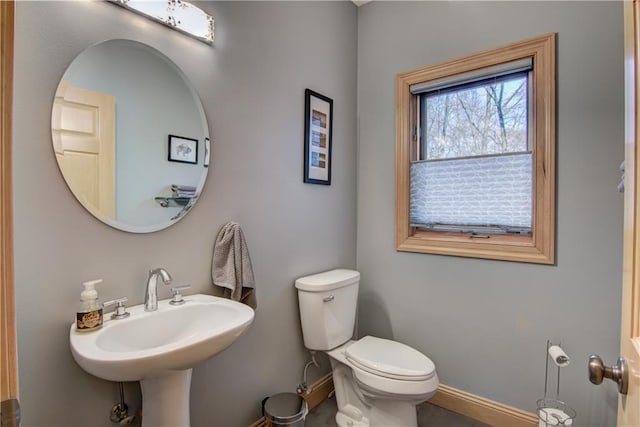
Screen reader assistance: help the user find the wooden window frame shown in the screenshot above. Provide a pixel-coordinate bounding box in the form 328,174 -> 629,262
1,0 -> 18,415
395,33 -> 556,264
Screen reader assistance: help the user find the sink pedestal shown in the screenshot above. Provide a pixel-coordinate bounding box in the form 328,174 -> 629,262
140,369 -> 192,427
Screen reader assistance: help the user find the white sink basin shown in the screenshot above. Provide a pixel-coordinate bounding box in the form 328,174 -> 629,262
70,294 -> 254,382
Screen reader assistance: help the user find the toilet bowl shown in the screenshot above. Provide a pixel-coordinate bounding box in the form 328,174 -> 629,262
334,337 -> 438,399
295,269 -> 439,427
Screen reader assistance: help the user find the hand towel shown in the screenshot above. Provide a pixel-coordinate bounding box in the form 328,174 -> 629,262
211,222 -> 257,309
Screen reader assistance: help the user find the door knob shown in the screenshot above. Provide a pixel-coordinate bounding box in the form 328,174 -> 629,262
588,355 -> 628,395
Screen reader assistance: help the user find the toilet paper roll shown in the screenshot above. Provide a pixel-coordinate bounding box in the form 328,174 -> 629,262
548,345 -> 570,367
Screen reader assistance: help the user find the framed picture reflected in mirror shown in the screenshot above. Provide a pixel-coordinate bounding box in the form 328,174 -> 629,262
168,134 -> 198,165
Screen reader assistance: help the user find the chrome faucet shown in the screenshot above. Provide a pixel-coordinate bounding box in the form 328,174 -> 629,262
144,268 -> 173,311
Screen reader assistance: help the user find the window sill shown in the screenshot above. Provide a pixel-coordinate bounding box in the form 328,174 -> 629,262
396,231 -> 554,264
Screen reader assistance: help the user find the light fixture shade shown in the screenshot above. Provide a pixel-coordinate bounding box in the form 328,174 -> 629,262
111,0 -> 214,44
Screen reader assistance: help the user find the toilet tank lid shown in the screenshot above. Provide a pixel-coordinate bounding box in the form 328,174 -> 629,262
295,269 -> 360,292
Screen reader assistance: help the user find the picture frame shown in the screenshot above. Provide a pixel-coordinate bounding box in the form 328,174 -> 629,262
304,89 -> 333,185
204,137 -> 210,168
168,134 -> 198,164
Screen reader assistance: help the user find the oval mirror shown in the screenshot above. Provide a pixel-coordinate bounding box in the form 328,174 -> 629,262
51,39 -> 210,233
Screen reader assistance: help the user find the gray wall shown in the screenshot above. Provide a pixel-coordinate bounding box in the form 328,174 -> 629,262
13,2 -> 356,426
12,1 -> 626,427
356,2 -> 624,426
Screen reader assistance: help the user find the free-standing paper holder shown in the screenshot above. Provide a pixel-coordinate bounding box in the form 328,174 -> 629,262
536,340 -> 576,426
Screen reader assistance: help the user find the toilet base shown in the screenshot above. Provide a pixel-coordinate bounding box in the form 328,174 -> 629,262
330,358 -> 421,427
334,400 -> 418,427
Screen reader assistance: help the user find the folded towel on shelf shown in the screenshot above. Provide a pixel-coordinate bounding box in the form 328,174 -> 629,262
171,184 -> 197,198
171,184 -> 197,192
211,222 -> 257,309
172,190 -> 196,198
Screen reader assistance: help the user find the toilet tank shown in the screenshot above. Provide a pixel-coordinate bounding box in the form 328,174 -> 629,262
295,269 -> 360,351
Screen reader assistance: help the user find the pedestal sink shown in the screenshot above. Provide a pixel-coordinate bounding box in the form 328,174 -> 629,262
69,294 -> 254,427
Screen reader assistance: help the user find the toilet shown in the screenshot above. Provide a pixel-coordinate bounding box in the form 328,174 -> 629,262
295,269 -> 439,427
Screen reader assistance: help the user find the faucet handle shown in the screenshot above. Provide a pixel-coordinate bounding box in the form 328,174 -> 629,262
170,285 -> 191,305
103,297 -> 130,320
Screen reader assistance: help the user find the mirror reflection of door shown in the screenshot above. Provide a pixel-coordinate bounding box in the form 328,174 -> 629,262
52,80 -> 115,221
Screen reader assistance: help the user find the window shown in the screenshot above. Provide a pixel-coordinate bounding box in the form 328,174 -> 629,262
413,65 -> 532,234
395,34 -> 555,264
420,71 -> 529,161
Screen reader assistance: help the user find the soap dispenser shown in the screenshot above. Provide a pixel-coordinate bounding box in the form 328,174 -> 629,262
76,279 -> 103,332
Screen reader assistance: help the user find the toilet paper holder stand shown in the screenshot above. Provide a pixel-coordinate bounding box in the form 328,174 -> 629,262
537,340 -> 576,426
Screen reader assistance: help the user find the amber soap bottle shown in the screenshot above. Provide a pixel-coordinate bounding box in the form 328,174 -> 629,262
76,279 -> 103,332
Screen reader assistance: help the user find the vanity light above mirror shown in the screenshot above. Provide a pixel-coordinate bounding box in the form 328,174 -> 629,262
109,0 -> 214,44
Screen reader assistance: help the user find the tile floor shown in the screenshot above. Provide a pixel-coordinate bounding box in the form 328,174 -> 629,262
305,395 -> 491,427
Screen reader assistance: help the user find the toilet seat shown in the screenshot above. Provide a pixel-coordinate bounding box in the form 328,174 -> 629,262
345,336 -> 436,381
327,337 -> 440,405
327,337 -> 439,402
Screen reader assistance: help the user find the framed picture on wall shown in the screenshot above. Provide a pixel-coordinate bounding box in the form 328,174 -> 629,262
168,134 -> 198,164
204,137 -> 210,168
303,89 -> 333,185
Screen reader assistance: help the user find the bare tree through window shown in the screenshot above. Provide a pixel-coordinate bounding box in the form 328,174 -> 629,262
422,73 -> 528,160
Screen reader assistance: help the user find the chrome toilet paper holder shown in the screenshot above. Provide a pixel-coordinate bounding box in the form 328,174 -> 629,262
537,340 -> 576,426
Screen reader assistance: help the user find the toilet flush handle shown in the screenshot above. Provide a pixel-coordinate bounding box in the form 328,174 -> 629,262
323,295 -> 335,302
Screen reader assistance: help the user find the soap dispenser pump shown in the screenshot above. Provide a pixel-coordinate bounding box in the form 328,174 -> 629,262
76,279 -> 103,332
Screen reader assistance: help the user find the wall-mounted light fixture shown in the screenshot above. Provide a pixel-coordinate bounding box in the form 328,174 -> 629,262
109,0 -> 214,45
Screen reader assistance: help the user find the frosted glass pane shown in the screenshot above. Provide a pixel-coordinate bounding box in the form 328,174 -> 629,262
114,1 -> 214,44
